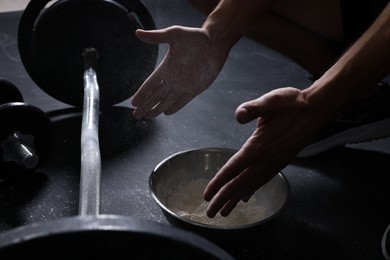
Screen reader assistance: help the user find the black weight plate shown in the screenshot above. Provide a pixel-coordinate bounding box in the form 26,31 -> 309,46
0,215 -> 234,259
0,78 -> 23,105
22,0 -> 158,107
0,103 -> 52,174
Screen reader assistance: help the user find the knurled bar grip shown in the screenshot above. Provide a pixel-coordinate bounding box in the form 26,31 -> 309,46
79,48 -> 101,216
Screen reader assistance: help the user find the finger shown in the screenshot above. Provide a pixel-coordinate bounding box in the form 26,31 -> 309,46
236,87 -> 302,124
235,97 -> 267,124
207,162 -> 277,217
205,177 -> 243,218
145,96 -> 173,119
219,188 -> 251,217
203,146 -> 257,201
144,101 -> 164,119
220,186 -> 258,216
133,93 -> 163,119
242,191 -> 255,202
206,143 -> 282,218
131,74 -> 164,107
163,94 -> 193,115
206,168 -> 256,218
220,198 -> 241,217
132,81 -> 168,119
135,27 -> 175,45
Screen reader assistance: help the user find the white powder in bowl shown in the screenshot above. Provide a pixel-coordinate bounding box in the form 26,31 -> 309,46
166,178 -> 268,227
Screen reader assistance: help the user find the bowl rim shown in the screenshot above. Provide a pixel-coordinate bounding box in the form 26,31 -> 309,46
149,147 -> 291,231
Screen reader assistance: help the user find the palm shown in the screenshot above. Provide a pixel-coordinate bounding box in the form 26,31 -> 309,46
132,26 -> 229,119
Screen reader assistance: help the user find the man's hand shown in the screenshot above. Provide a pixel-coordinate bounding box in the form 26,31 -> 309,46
204,87 -> 322,217
131,26 -> 229,119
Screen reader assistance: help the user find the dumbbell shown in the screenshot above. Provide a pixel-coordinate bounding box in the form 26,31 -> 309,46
0,78 -> 52,175
18,0 -> 158,214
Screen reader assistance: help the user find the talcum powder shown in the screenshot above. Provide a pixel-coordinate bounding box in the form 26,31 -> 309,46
167,178 -> 268,226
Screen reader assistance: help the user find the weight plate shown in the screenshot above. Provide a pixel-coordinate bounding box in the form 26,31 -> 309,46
0,78 -> 23,105
18,0 -> 158,107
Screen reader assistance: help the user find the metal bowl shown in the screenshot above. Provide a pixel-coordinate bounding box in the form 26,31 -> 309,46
149,148 -> 290,233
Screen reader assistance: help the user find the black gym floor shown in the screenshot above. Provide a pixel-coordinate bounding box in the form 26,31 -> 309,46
0,1 -> 389,259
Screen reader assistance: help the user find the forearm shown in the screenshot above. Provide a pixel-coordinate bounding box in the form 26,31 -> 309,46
304,3 -> 390,121
202,0 -> 273,50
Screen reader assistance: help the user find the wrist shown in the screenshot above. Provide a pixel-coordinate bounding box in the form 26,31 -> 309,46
202,1 -> 247,51
202,20 -> 241,54
302,78 -> 351,124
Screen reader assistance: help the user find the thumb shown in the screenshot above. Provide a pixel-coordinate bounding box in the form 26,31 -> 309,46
236,87 -> 303,124
235,98 -> 266,124
135,28 -> 172,45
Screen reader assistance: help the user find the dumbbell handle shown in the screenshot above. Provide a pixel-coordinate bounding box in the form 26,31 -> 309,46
1,131 -> 39,169
79,48 -> 101,216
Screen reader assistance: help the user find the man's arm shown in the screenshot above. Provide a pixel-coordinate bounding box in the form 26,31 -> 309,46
203,0 -> 273,51
303,3 -> 390,122
204,3 -> 390,218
